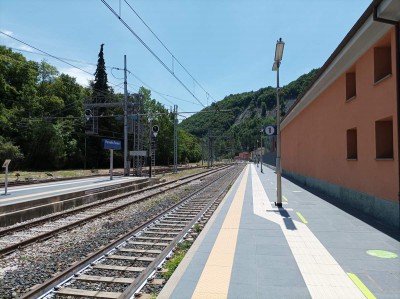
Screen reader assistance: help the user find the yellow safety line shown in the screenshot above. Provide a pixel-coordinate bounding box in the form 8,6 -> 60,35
347,273 -> 377,299
283,195 -> 288,202
296,212 -> 308,224
191,166 -> 249,299
0,180 -> 119,203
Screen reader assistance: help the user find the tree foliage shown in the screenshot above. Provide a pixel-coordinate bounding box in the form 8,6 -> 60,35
0,46 -> 202,170
92,43 -> 109,99
180,68 -> 320,158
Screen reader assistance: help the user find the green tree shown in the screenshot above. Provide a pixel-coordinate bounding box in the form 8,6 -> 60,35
0,136 -> 24,167
92,43 -> 109,99
27,121 -> 66,169
261,102 -> 267,117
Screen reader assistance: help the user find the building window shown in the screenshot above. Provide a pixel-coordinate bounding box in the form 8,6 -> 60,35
347,128 -> 357,159
374,46 -> 391,83
346,72 -> 356,100
375,118 -> 393,159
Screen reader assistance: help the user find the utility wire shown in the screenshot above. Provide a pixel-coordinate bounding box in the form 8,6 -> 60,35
124,0 -> 216,103
0,30 -> 122,95
0,53 -> 127,119
100,0 -> 206,108
128,72 -> 200,106
4,40 -> 194,108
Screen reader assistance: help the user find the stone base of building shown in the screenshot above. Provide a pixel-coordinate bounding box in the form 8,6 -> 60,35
283,169 -> 399,231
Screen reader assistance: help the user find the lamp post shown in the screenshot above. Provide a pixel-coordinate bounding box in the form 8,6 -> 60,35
272,37 -> 284,207
256,140 -> 259,167
260,129 -> 263,173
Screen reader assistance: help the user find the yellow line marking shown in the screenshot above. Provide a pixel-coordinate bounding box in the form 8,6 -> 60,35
192,166 -> 249,299
0,180 -> 120,203
296,212 -> 308,224
347,273 -> 377,299
283,195 -> 288,202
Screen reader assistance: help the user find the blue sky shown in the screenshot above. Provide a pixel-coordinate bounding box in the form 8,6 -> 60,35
1,0 -> 371,116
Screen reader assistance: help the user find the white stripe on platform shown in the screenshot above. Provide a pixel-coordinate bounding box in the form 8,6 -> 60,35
251,164 -> 364,299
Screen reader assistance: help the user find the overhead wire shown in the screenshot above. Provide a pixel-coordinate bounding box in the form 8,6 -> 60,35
123,0 -> 217,103
1,47 -> 180,122
1,32 -> 202,120
128,72 -> 201,106
100,0 -> 206,108
3,37 -> 197,108
0,30 -> 122,95
0,53 -> 124,118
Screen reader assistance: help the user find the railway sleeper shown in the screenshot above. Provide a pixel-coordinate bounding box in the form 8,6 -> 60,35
107,255 -> 155,262
135,236 -> 174,241
127,241 -> 169,247
117,248 -> 162,254
75,274 -> 135,284
93,264 -> 146,272
55,287 -> 122,298
147,227 -> 182,232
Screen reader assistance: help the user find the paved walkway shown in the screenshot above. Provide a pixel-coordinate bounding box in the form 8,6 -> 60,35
0,176 -> 142,206
159,164 -> 400,299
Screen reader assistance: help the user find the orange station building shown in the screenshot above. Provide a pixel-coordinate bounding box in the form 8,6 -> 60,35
280,0 -> 399,229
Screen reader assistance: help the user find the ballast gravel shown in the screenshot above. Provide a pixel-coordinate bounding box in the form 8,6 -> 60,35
0,174 -> 215,298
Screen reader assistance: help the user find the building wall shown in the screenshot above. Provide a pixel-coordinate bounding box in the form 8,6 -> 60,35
281,29 -> 398,205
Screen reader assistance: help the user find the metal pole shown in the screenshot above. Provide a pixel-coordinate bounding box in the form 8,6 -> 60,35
260,132 -> 263,173
276,66 -> 282,207
123,55 -> 129,176
149,111 -> 152,178
257,140 -> 259,167
84,136 -> 87,170
173,105 -> 178,173
110,149 -> 113,180
4,165 -> 8,195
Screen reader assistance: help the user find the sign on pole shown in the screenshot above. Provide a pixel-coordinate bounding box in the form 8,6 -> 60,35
101,140 -> 121,180
263,125 -> 277,136
2,159 -> 11,195
102,139 -> 122,150
130,151 -> 147,157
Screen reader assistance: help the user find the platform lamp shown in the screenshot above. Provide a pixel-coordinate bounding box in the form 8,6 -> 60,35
260,129 -> 263,173
272,38 -> 284,207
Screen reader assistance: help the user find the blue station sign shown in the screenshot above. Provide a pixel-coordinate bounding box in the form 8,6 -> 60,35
102,139 -> 122,150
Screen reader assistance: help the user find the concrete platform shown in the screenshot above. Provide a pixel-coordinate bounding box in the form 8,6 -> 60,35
159,164 -> 400,299
0,176 -> 152,226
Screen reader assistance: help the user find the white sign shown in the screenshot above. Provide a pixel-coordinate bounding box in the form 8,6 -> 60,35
264,125 -> 277,136
130,151 -> 147,157
2,159 -> 11,168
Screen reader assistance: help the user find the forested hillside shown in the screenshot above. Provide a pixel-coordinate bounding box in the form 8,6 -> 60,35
179,68 -> 320,157
0,46 -> 201,170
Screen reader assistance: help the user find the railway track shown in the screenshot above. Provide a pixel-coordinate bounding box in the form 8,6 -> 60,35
0,166 -> 203,188
17,164 -> 244,299
0,166 -> 230,256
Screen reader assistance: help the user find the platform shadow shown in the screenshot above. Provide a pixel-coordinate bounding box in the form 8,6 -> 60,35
282,174 -> 400,241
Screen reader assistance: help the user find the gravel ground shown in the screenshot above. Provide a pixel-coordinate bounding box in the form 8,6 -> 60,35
0,170 -> 227,298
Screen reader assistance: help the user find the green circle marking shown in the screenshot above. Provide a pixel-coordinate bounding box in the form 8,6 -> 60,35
366,250 -> 398,259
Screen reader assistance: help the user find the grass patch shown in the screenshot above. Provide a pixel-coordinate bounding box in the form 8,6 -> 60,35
193,223 -> 202,233
162,241 -> 193,280
162,250 -> 187,280
177,241 -> 193,250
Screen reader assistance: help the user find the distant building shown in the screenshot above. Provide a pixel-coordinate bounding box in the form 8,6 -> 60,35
238,152 -> 250,160
281,0 -> 399,229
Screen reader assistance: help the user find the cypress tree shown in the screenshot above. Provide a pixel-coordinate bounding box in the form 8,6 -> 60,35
93,43 -> 109,99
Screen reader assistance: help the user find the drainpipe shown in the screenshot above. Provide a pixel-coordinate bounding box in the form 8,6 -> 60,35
373,5 -> 400,203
